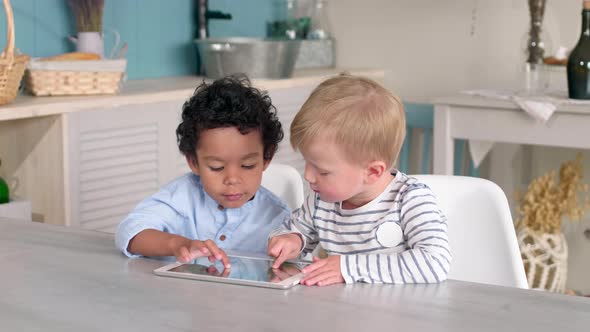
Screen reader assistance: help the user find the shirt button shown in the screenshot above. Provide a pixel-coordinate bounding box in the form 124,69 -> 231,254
217,204 -> 224,211
219,235 -> 226,241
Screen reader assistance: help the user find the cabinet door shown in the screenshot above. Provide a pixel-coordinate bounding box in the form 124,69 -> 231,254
66,101 -> 182,232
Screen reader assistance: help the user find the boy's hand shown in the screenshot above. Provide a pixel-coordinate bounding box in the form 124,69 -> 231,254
173,239 -> 230,268
267,233 -> 303,268
301,256 -> 344,286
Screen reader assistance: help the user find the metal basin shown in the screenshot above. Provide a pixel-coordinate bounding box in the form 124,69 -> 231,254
194,38 -> 301,79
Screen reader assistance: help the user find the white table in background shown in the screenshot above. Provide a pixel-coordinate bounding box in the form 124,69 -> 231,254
1,217 -> 589,332
433,94 -> 590,175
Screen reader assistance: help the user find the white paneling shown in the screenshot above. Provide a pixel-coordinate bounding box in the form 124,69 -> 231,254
67,101 -> 180,232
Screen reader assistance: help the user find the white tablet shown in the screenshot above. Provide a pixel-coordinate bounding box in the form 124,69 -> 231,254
153,254 -> 309,289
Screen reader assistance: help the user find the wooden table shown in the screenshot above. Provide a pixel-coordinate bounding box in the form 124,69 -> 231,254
1,217 -> 588,331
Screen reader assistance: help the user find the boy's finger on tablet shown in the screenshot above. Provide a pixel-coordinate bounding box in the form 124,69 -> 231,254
272,251 -> 289,269
202,241 -> 230,268
204,241 -> 223,260
209,246 -> 230,268
218,251 -> 231,269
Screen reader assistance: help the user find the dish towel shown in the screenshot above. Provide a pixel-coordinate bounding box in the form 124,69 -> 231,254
460,90 -> 559,168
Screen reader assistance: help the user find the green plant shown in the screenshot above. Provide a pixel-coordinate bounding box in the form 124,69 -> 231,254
68,0 -> 105,32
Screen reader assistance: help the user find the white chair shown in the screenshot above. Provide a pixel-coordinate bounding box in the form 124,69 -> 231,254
262,163 -> 305,210
412,175 -> 528,289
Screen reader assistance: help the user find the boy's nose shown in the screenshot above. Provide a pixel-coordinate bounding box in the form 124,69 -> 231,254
223,167 -> 241,185
224,176 -> 240,185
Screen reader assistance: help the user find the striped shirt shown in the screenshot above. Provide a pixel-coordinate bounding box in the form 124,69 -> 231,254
270,172 -> 451,284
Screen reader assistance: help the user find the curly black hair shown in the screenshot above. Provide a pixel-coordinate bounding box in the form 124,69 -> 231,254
176,75 -> 283,163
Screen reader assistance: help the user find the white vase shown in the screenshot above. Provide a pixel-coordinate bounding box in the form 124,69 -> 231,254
70,32 -> 104,58
517,226 -> 568,293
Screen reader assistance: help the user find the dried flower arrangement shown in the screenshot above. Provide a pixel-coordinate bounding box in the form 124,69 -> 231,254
515,153 -> 590,234
67,0 -> 105,32
515,153 -> 590,292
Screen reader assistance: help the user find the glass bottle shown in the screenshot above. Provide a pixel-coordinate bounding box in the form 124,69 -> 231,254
268,0 -> 306,39
567,0 -> 590,99
307,0 -> 331,40
524,0 -> 549,93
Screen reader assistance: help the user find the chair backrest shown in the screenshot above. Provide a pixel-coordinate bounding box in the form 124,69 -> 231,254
261,163 -> 305,210
412,174 -> 528,289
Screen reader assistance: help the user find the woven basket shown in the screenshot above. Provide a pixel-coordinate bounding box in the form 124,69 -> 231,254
517,226 -> 568,293
25,69 -> 124,96
0,0 -> 30,105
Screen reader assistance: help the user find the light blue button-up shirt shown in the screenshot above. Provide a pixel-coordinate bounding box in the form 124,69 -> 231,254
115,173 -> 290,257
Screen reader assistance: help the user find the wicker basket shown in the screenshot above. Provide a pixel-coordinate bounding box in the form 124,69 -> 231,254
25,57 -> 126,97
0,0 -> 30,105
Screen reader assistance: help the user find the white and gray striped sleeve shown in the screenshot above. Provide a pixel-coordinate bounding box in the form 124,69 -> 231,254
268,192 -> 320,255
341,183 -> 452,284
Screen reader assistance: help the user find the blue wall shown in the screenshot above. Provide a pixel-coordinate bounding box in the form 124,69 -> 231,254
0,0 -> 270,79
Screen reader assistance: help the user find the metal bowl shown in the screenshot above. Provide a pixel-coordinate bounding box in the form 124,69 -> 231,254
194,38 -> 301,79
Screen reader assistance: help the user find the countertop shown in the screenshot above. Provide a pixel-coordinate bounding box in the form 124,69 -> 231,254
0,68 -> 384,122
1,217 -> 589,332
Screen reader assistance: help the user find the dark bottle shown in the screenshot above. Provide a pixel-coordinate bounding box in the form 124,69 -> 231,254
567,1 -> 590,99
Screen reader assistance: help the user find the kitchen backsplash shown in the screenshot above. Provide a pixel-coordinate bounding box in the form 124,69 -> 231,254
0,0 -> 270,79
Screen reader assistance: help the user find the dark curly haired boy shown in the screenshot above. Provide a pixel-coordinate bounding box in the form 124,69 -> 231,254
116,75 -> 288,269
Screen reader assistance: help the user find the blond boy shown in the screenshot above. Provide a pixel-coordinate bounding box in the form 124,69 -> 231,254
268,74 -> 451,286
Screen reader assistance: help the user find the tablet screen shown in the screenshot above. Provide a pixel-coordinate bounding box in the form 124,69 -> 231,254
167,256 -> 306,284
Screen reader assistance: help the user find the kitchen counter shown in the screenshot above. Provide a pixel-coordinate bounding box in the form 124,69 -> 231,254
0,68 -> 384,121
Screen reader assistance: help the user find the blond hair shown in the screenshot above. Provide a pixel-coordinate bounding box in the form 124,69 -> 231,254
290,74 -> 406,168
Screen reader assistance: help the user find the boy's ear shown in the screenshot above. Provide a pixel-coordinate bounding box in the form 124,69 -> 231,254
364,160 -> 387,184
186,155 -> 200,175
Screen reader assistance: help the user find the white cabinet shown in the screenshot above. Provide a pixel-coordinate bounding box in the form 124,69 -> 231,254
66,101 -> 183,232
67,85 -> 313,233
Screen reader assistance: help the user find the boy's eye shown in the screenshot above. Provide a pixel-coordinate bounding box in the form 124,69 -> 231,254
242,164 -> 256,169
209,166 -> 224,172
319,172 -> 330,176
